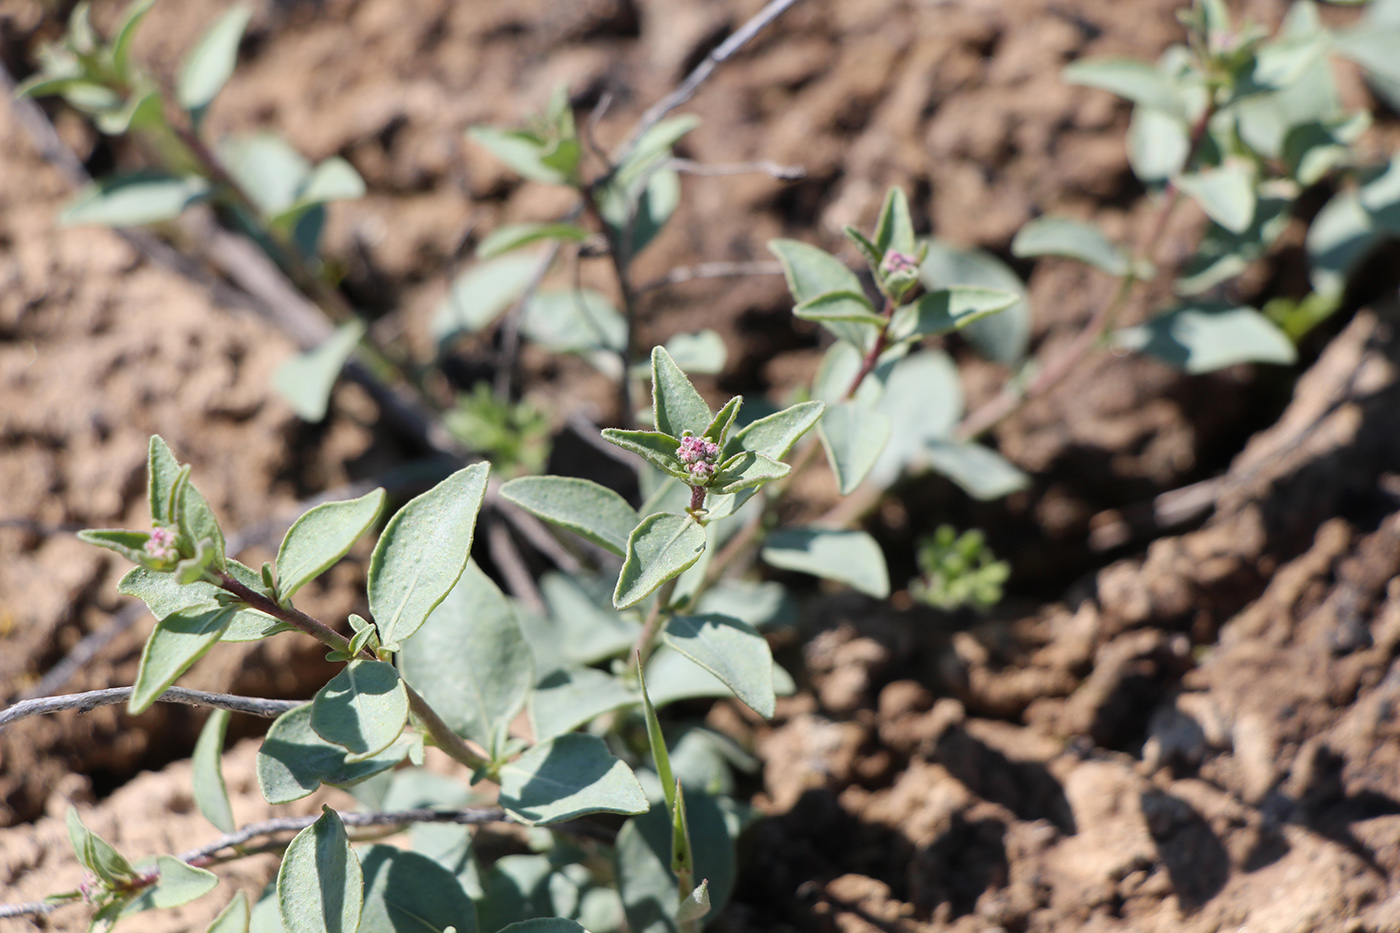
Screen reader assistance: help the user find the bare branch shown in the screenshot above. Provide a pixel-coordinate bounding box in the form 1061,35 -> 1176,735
617,0 -> 805,165
487,515 -> 545,613
0,687 -> 300,733
0,899 -> 56,920
666,158 -> 804,180
638,260 -> 786,293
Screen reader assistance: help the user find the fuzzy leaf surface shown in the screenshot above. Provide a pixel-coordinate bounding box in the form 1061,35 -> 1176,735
498,733 -> 649,824
311,660 -> 409,758
661,614 -> 775,717
278,808 -> 363,933
500,476 -> 638,557
193,709 -> 235,833
613,513 -> 707,609
761,527 -> 890,598
275,487 -> 385,601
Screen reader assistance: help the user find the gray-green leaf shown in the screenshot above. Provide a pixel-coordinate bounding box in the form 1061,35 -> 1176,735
127,856 -> 219,911
177,6 -> 252,115
919,241 -> 1030,364
193,709 -> 235,833
368,463 -> 490,647
1176,166 -> 1257,234
1062,58 -> 1188,118
723,400 -> 825,461
1011,216 -> 1130,276
818,402 -> 891,495
922,440 -> 1031,501
767,239 -> 863,303
278,808 -> 363,933
873,186 -> 916,259
205,892 -> 250,933
1114,303 -> 1297,373
257,705 -> 410,804
887,287 -> 1019,343
311,660 -> 409,757
616,795 -> 735,933
61,172 -> 211,227
275,487 -> 385,601
272,322 -> 365,423
359,846 -> 477,933
529,668 -> 638,742
130,605 -> 238,714
500,476 -> 638,557
661,614 -> 775,718
792,291 -> 884,326
433,255 -> 540,346
149,435 -> 182,524
478,223 -> 590,259
613,513 -> 707,609
709,451 -> 789,495
651,347 -> 712,439
498,734 -> 649,824
761,527 -> 890,598
398,562 -> 534,752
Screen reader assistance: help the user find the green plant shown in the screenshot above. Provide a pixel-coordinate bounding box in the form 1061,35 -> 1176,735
446,385 -> 552,480
910,526 -> 1010,612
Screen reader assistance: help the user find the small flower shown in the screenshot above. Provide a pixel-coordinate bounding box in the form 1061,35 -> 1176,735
144,525 -> 180,564
677,432 -> 720,483
880,250 -> 918,277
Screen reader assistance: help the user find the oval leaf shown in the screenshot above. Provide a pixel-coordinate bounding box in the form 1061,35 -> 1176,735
661,614 -> 775,718
1062,58 -> 1187,117
311,660 -> 409,758
1011,216 -> 1129,276
368,462 -> 490,647
767,239 -> 863,303
761,527 -> 890,599
257,705 -> 411,804
62,172 -> 211,228
818,402 -> 892,495
922,440 -> 1031,501
477,222 -> 590,259
177,5 -> 252,113
500,476 -> 638,557
129,856 -> 219,911
278,808 -> 363,933
613,513 -> 707,610
398,562 -> 534,751
205,892 -> 250,933
274,487 -> 384,602
359,846 -> 477,933
130,605 -> 238,714
498,734 -> 648,824
1114,303 -> 1297,373
193,709 -> 235,833
273,321 -> 365,423
1177,166 -> 1257,235
432,255 -> 539,345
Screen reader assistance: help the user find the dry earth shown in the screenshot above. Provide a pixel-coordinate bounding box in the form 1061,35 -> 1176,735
2,0 -> 1398,930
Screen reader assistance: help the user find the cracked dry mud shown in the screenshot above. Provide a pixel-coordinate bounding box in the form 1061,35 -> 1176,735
3,0 -> 1399,930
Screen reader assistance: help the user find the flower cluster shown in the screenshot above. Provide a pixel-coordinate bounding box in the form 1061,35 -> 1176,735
677,432 -> 720,482
144,526 -> 180,564
880,250 -> 918,276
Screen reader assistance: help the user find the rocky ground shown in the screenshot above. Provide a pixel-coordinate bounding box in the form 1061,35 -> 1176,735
2,0 -> 1399,930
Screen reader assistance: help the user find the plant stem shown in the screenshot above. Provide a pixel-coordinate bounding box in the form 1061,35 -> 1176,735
215,573 -> 493,771
0,686 -> 298,732
954,98 -> 1218,442
633,577 -> 679,668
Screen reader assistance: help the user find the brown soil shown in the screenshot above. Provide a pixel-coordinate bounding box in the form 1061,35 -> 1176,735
2,0 -> 1397,930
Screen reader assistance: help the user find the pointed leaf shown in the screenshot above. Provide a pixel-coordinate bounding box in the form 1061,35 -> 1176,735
637,664 -> 675,813
499,733 -> 648,824
1177,166 -> 1257,234
767,239 -> 863,303
117,563 -> 283,642
61,172 -> 210,227
613,513 -> 707,609
149,435 -> 182,524
66,809 -> 137,886
818,402 -> 891,495
601,429 -> 688,480
278,808 -> 363,933
1063,58 -> 1188,117
193,709 -> 235,833
276,488 -> 385,600
176,475 -> 226,571
888,287 -> 1018,343
616,795 -> 735,933
359,846 -> 477,933
709,451 -> 789,495
652,347 -> 711,439
77,529 -> 152,565
311,660 -> 409,757
873,187 -> 916,258
702,396 -> 742,447
521,288 -> 625,356
368,462 -> 490,647
177,6 -> 252,113
724,400 -> 824,461
468,127 -> 575,185
129,856 -> 218,911
398,562 -> 534,750
205,892 -> 250,933
130,605 -> 238,713
529,668 -> 637,742
500,476 -> 638,557
677,880 -> 710,924
1011,216 -> 1130,276
761,527 -> 890,598
919,241 -> 1030,364
922,440 -> 1031,501
257,705 -> 411,804
661,614 -> 775,717
295,157 -> 365,206
644,649 -> 794,708
1128,106 -> 1191,184
273,321 -> 365,423
477,222 -> 590,259
433,254 -> 540,345
1114,303 -> 1296,373
792,290 -> 884,325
